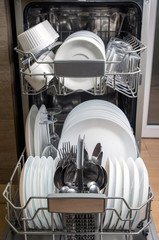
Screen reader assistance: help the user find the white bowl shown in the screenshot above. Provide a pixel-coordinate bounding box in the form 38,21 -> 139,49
18,20 -> 59,55
24,54 -> 54,91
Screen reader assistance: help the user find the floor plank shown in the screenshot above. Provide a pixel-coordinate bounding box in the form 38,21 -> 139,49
141,138 -> 159,235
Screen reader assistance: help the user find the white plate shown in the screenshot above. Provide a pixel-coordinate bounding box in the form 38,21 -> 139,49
61,110 -> 136,169
34,105 -> 50,156
41,158 -> 52,228
36,156 -> 49,229
23,156 -> 34,228
62,100 -> 131,135
59,118 -> 137,168
19,165 -> 25,214
124,157 -> 140,230
29,156 -> 42,229
116,157 -> 130,229
47,157 -> 62,229
65,30 -> 105,52
31,156 -> 42,229
55,36 -> 105,91
25,105 -> 38,156
103,157 -> 115,229
132,157 -> 149,229
62,108 -> 132,139
109,157 -> 122,229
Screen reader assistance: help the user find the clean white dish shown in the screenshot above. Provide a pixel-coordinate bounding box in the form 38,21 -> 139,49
103,157 -> 116,229
41,157 -> 52,228
65,30 -> 105,52
34,104 -> 50,156
47,157 -> 62,229
24,54 -> 54,91
25,105 -> 38,157
36,156 -> 49,229
29,156 -> 43,229
62,108 -> 132,138
124,157 -> 140,230
116,157 -> 130,229
62,100 -> 131,134
19,164 -> 25,215
132,157 -> 149,229
55,36 -> 105,91
44,156 -> 62,229
109,157 -> 122,229
18,20 -> 59,55
59,118 -> 137,168
29,156 -> 42,229
61,110 -> 137,168
23,156 -> 34,228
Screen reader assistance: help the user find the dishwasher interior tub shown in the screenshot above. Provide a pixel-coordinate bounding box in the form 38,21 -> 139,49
2,1 -> 159,240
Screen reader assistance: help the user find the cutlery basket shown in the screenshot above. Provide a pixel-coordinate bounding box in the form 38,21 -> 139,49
3,149 -> 154,240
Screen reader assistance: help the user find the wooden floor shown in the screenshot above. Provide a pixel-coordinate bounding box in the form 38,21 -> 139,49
0,138 -> 159,239
141,138 -> 159,237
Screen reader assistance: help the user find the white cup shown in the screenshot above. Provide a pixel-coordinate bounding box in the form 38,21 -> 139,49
24,54 -> 54,91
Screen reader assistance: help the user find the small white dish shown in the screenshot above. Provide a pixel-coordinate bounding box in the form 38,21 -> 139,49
25,105 -> 38,156
18,20 -> 59,55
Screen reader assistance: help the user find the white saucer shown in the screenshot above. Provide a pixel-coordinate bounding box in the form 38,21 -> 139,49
55,36 -> 105,91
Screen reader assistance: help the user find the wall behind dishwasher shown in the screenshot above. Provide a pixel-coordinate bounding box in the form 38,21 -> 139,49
0,0 -> 24,183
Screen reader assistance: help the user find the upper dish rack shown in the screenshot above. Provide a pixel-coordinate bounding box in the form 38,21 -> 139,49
15,33 -> 146,98
3,149 -> 154,240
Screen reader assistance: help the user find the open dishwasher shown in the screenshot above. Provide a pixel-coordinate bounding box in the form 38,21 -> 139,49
2,0 -> 159,240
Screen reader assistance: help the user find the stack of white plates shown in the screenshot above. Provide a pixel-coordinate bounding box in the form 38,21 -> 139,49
54,31 -> 106,91
19,156 -> 62,229
25,104 -> 57,158
59,100 -> 137,168
104,156 -> 149,230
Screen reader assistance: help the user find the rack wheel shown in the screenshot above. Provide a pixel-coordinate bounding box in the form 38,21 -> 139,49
142,227 -> 149,236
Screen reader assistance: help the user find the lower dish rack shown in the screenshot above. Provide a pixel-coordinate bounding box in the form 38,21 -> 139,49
3,149 -> 154,240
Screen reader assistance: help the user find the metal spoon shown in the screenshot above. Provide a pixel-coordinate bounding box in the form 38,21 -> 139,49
95,165 -> 107,190
91,143 -> 102,165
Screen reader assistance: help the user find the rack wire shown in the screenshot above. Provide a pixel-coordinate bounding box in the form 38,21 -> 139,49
3,149 -> 154,240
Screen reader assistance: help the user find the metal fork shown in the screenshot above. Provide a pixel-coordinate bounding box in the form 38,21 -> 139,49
71,145 -> 77,160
